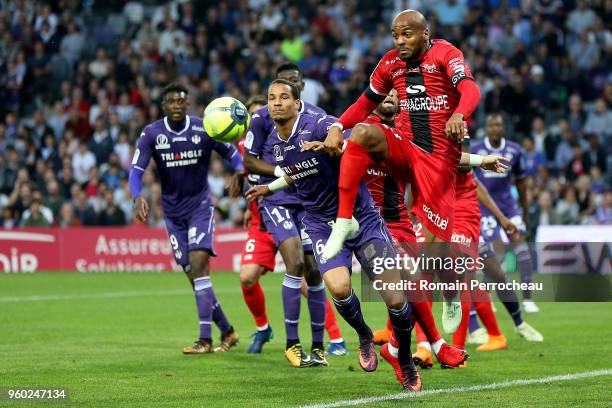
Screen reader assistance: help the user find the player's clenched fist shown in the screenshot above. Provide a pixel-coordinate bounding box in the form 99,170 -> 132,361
323,126 -> 344,156
445,113 -> 465,143
133,196 -> 149,223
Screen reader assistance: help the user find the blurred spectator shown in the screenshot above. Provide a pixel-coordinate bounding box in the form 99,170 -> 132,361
89,118 -> 113,164
58,202 -> 80,228
565,142 -> 591,182
522,136 -> 546,177
73,190 -> 98,226
575,175 -> 596,223
566,0 -> 596,36
99,191 -> 126,226
556,188 -> 580,225
594,190 -> 612,225
72,141 -> 96,185
21,190 -> 53,225
584,99 -> 612,141
21,197 -> 50,227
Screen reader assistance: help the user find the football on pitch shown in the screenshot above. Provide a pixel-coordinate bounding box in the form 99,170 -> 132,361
203,97 -> 250,143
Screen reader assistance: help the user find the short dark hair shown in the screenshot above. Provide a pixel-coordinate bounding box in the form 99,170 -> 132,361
161,83 -> 189,100
269,79 -> 301,100
246,95 -> 267,110
275,62 -> 302,78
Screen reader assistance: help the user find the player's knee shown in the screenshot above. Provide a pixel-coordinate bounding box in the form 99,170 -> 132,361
350,124 -> 381,150
285,258 -> 305,277
385,295 -> 407,311
239,269 -> 258,288
327,279 -> 351,300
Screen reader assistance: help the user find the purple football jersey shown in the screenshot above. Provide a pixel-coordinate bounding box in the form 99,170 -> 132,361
131,115 -> 241,218
471,137 -> 526,217
243,101 -> 325,207
265,113 -> 376,222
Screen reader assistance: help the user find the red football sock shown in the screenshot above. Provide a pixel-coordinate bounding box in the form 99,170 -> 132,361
390,331 -> 399,349
452,293 -> 472,349
385,316 -> 393,332
473,289 -> 502,336
325,297 -> 343,341
337,140 -> 373,219
242,282 -> 268,328
412,301 -> 442,344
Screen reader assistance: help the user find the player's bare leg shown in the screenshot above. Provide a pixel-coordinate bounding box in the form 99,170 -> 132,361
419,224 -> 463,334
240,263 -> 274,353
323,124 -> 388,259
183,250 -> 238,354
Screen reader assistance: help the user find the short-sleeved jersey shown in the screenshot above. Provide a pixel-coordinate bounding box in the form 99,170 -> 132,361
266,113 -> 375,222
244,101 -> 325,207
368,40 -> 474,163
362,115 -> 410,224
471,137 -> 526,216
132,115 -> 240,218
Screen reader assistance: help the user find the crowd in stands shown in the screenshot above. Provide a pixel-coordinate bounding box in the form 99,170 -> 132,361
0,0 -> 610,239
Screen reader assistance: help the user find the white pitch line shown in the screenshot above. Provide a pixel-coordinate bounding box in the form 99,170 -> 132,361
0,289 -> 191,302
299,369 -> 612,408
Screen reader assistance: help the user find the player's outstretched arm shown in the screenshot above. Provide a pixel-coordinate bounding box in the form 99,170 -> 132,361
129,130 -> 154,223
460,153 -> 509,173
475,179 -> 517,236
244,153 -> 285,178
245,176 -> 293,201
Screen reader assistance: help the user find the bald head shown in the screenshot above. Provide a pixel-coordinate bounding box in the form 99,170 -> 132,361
392,10 -> 427,31
390,10 -> 430,61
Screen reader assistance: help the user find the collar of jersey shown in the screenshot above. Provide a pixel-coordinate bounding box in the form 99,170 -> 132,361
485,136 -> 506,152
163,116 -> 190,135
276,113 -> 303,143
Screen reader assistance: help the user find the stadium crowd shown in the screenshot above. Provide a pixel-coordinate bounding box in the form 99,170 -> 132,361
0,0 -> 610,238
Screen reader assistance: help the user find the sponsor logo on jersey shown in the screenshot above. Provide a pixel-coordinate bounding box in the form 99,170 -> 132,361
282,157 -> 320,179
155,134 -> 170,150
273,144 -> 283,162
422,203 -> 449,231
172,137 -> 187,142
160,149 -> 203,167
188,227 -> 206,245
391,68 -> 407,79
298,139 -> 304,148
367,168 -> 387,177
284,145 -> 295,151
422,63 -> 437,73
298,129 -> 312,135
400,95 -> 450,112
406,84 -> 426,95
406,66 -> 420,73
191,134 -> 201,145
385,56 -> 401,66
244,131 -> 254,149
191,125 -> 204,132
451,232 -> 472,247
175,250 -> 183,259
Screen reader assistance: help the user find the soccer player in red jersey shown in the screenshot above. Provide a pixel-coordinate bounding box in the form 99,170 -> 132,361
239,95 -> 347,356
361,91 -> 469,373
320,10 -> 506,334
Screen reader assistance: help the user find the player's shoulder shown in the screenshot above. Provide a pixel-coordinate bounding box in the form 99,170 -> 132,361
471,139 -> 487,154
375,49 -> 401,69
252,105 -> 271,122
505,139 -> 523,152
188,115 -> 205,132
303,101 -> 326,115
141,118 -> 166,139
431,39 -> 459,52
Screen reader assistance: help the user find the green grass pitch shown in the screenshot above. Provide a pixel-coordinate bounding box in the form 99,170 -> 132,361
1,272 -> 611,407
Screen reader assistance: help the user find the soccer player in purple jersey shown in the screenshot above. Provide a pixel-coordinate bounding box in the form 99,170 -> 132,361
246,79 -> 422,391
472,114 -> 540,314
129,83 -> 244,354
244,64 -> 345,367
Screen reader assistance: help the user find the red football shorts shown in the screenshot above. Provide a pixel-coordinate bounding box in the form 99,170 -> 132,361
380,124 -> 456,242
240,227 -> 277,272
452,193 -> 480,259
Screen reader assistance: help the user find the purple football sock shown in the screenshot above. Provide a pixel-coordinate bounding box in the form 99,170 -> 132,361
193,276 -> 213,341
282,274 -> 302,342
210,287 -> 233,334
307,283 -> 327,346
333,289 -> 371,340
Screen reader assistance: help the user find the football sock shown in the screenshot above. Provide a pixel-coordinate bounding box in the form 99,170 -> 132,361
515,243 -> 534,299
337,140 -> 373,219
388,302 -> 413,365
412,301 -> 442,343
210,286 -> 232,334
307,283 -> 327,346
431,338 -> 445,354
242,282 -> 269,329
193,276 -> 213,342
468,305 -> 480,333
324,297 -> 343,342
452,298 -> 471,349
385,316 -> 393,332
332,289 -> 372,340
389,333 -> 399,357
282,274 -> 302,342
474,300 -> 503,336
